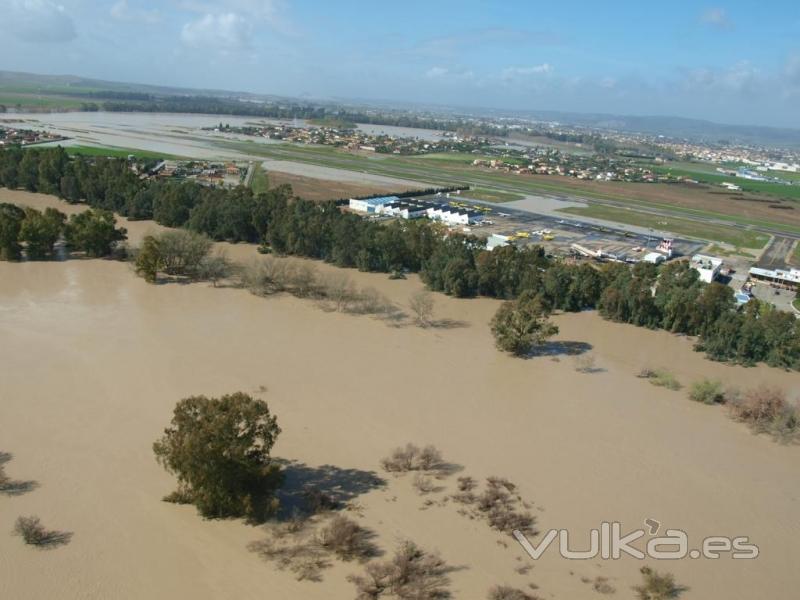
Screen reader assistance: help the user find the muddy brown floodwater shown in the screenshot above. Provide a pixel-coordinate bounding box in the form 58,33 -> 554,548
1,190 -> 799,600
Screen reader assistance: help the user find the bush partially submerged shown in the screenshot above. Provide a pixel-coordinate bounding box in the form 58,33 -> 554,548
153,392 -> 283,522
688,378 -> 726,404
452,476 -> 536,537
410,291 -> 435,327
242,257 -> 398,319
13,516 -> 72,548
250,514 -> 377,582
381,444 -> 444,473
638,368 -> 682,391
728,386 -> 799,441
316,515 -> 378,561
488,586 -> 539,600
14,516 -> 48,545
248,532 -> 330,582
633,566 -> 686,600
348,541 -> 451,600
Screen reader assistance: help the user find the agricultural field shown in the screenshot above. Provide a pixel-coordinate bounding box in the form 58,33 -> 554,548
0,94 -> 86,110
647,163 -> 800,201
262,170 -> 412,202
559,204 -> 771,249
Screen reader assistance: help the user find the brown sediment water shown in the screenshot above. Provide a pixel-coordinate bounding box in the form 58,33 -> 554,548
1,190 -> 798,600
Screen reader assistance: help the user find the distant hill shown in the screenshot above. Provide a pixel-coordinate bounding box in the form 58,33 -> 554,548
2,69 -> 799,148
513,110 -> 800,148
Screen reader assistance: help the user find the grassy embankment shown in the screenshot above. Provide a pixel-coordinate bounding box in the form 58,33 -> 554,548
64,146 -> 180,160
250,163 -> 269,194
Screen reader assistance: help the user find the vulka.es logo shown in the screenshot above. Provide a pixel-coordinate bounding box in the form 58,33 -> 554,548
513,519 -> 759,561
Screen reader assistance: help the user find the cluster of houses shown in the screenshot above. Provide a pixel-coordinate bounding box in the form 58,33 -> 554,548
471,153 -> 666,183
208,122 -> 487,156
0,125 -> 65,146
348,195 -> 485,226
152,160 -> 244,187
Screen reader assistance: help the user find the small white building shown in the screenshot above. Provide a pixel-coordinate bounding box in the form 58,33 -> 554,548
643,252 -> 666,265
486,234 -> 511,250
691,254 -> 723,283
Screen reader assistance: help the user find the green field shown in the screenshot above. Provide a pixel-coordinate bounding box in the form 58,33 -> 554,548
0,94 -> 86,109
461,187 -> 524,202
64,145 -> 179,160
769,169 -> 800,182
559,204 -> 770,249
648,164 -> 800,201
250,163 -> 269,194
704,244 -> 757,259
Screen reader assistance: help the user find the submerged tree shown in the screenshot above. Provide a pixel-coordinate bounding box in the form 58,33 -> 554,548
19,207 -> 66,259
134,235 -> 163,283
491,291 -> 559,356
0,202 -> 25,260
153,392 -> 283,522
64,209 -> 127,257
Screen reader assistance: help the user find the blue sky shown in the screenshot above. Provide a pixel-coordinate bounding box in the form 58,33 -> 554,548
2,0 -> 800,127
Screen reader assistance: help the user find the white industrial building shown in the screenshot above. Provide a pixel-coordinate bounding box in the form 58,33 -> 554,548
425,203 -> 483,225
691,254 -> 723,283
350,196 -> 484,226
643,252 -> 666,264
379,201 -> 428,219
349,196 -> 399,214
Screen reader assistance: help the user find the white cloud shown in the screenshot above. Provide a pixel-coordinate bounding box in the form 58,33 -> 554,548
683,61 -> 760,95
425,66 -> 448,79
424,66 -> 475,82
700,7 -> 733,29
178,0 -> 294,54
110,0 -> 161,24
501,64 -> 553,80
7,0 -> 77,43
181,12 -> 252,51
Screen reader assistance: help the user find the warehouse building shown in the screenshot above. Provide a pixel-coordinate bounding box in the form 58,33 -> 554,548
349,196 -> 399,213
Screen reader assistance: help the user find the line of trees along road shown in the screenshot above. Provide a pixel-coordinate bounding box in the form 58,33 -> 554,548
1,146 -> 798,369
